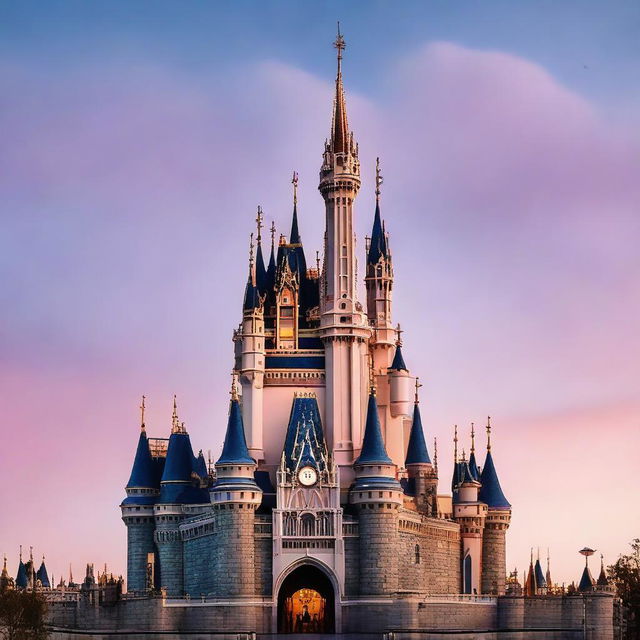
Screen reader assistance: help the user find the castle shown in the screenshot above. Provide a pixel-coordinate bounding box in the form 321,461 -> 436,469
116,33 -> 614,637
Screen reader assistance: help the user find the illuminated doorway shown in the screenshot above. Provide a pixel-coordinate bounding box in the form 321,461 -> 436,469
277,564 -> 335,633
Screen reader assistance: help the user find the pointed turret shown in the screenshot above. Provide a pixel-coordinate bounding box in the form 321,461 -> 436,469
389,343 -> 407,372
216,391 -> 254,465
388,325 -> 412,420
597,555 -> 609,587
355,391 -> 393,465
254,207 -> 268,293
331,25 -> 349,155
125,397 -> 157,492
367,201 -> 389,266
478,418 -> 511,509
266,221 -> 276,292
290,172 -> 301,245
243,233 -> 261,311
468,423 -> 480,480
15,547 -> 27,589
578,565 -> 595,592
37,556 -> 50,588
534,555 -> 547,591
405,394 -> 430,466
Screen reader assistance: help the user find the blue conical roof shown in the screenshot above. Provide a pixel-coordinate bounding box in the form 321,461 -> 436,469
355,392 -> 392,465
451,460 -> 464,492
126,431 -> 157,489
243,276 -> 261,310
405,403 -> 431,465
16,560 -> 27,589
194,450 -> 208,480
367,202 -> 388,265
255,242 -> 267,293
534,559 -> 546,588
217,398 -> 254,465
266,244 -> 276,291
578,566 -> 594,592
37,560 -> 50,588
461,460 -> 477,485
468,451 -> 480,481
290,204 -> 301,245
159,430 -> 208,504
389,344 -> 408,371
478,450 -> 511,509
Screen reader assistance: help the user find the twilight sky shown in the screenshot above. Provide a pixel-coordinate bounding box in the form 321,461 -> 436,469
1,1 -> 639,587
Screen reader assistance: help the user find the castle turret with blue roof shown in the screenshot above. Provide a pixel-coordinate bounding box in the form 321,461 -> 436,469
478,417 -> 512,595
404,380 -> 439,516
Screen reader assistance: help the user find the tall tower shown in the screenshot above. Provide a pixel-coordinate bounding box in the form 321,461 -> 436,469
479,418 -> 512,595
318,27 -> 371,469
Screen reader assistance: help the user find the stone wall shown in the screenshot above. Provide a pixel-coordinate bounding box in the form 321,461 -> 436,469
183,533 -> 217,596
156,523 -> 184,596
397,513 -> 461,594
481,520 -> 507,595
213,505 -> 255,597
344,535 -> 360,596
254,534 -> 272,596
125,518 -> 155,593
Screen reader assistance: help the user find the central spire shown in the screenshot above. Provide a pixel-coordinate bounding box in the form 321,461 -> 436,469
331,23 -> 349,154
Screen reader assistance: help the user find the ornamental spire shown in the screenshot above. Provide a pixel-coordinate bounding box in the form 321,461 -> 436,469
171,395 -> 179,433
290,172 -> 301,244
375,156 -> 383,202
331,23 -> 349,154
486,415 -> 492,452
140,395 -> 146,432
453,425 -> 458,463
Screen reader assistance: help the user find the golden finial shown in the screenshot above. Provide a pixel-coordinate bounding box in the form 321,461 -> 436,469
368,352 -> 376,395
140,395 -> 146,431
414,377 -> 422,404
433,437 -> 438,474
249,232 -> 255,268
29,546 -> 33,561
453,425 -> 458,462
486,415 -> 492,452
292,171 -> 299,206
255,206 -> 264,243
270,221 -> 276,247
171,395 -> 179,433
19,545 -> 22,560
375,157 -> 383,202
334,21 -> 345,67
470,422 -> 475,453
230,371 -> 239,402
461,448 -> 466,463
395,322 -> 403,346
316,250 -> 321,274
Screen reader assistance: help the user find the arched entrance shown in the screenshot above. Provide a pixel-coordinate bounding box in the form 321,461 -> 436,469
277,564 -> 335,633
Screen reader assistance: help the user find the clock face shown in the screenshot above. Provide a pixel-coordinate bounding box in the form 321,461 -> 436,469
298,466 -> 318,487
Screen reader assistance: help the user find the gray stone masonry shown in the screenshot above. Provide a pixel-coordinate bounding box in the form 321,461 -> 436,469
125,518 -> 155,592
254,534 -> 272,596
344,535 -> 360,596
184,533 -> 216,597
358,504 -> 399,595
214,504 -> 255,597
482,520 -> 508,595
156,520 -> 184,596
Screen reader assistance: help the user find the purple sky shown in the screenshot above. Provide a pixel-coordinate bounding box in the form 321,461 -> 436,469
1,3 -> 639,586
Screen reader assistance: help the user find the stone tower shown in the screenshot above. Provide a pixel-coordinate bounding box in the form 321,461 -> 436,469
350,389 -> 403,595
211,385 -> 262,597
120,399 -> 159,592
478,419 -> 512,595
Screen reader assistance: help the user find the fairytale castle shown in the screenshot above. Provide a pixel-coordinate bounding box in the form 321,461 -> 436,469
117,33 -> 614,636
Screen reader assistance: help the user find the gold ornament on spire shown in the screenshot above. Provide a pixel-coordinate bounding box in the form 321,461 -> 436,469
395,322 -> 403,346
270,220 -> 276,247
486,415 -> 492,452
292,171 -> 299,206
334,21 -> 345,64
255,206 -> 264,243
375,157 -> 383,202
171,395 -> 179,433
433,437 -> 438,474
140,395 -> 146,432
230,371 -> 239,402
249,232 -> 255,268
453,425 -> 458,463
470,422 -> 475,453
368,352 -> 376,395
414,376 -> 422,404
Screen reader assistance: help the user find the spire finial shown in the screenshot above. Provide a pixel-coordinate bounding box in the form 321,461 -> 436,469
396,322 -> 403,346
470,422 -> 475,453
292,171 -> 299,206
29,546 -> 33,561
140,395 -> 146,431
255,206 -> 264,243
270,221 -> 276,247
414,377 -> 422,404
486,415 -> 492,452
316,250 -> 321,274
19,545 -> 22,561
171,395 -> 179,433
368,352 -> 376,395
433,437 -> 438,474
453,425 -> 458,463
461,448 -> 466,463
375,157 -> 383,202
249,232 -> 255,269
334,22 -> 345,69
230,371 -> 239,402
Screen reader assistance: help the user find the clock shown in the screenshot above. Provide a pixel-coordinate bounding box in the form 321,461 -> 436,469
298,466 -> 318,487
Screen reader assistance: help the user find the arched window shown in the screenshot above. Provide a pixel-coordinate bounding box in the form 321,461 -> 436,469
301,513 -> 315,537
415,544 -> 421,564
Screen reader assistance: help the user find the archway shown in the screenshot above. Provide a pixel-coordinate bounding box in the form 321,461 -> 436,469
277,564 -> 335,633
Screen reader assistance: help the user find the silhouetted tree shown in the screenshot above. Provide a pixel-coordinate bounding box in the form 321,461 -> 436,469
609,538 -> 640,639
0,589 -> 48,640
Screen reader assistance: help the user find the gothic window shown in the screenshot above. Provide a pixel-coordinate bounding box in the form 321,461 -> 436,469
415,544 -> 421,564
301,513 -> 315,537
